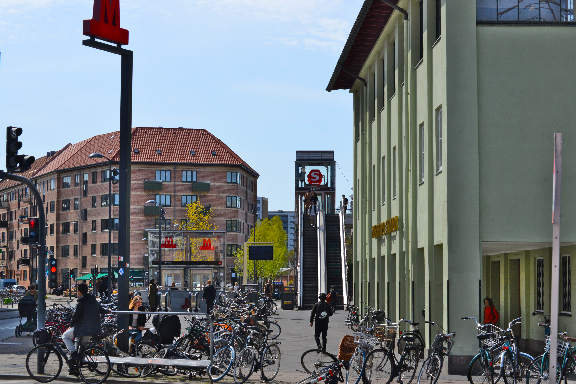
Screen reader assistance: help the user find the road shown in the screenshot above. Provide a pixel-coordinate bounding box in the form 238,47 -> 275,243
0,317 -> 20,342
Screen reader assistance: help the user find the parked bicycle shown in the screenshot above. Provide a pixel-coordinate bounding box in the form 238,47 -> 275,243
416,321 -> 455,384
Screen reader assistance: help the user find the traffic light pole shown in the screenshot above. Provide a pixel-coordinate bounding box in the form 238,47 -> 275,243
0,171 -> 46,329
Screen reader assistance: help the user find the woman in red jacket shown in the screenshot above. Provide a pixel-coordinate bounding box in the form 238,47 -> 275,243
483,297 -> 499,325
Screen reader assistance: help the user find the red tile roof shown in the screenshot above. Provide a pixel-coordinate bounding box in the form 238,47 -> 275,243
0,127 -> 258,191
326,0 -> 398,91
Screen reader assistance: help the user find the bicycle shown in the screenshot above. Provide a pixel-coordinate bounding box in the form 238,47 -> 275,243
416,321 -> 455,384
26,335 -> 111,384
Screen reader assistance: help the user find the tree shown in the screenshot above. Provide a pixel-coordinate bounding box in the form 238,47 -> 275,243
234,216 -> 288,280
174,200 -> 217,262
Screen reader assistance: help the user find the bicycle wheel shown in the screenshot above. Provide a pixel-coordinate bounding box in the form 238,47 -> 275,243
301,349 -> 338,374
346,347 -> 366,384
363,348 -> 392,383
562,355 -> 576,384
234,347 -> 257,384
261,343 -> 281,382
209,342 -> 235,382
267,321 -> 282,340
399,348 -> 421,384
26,344 -> 63,383
526,355 -> 546,384
78,345 -> 111,384
468,353 -> 495,384
417,354 -> 443,384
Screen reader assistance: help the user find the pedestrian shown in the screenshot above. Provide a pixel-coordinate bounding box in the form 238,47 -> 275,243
203,280 -> 217,315
170,281 -> 178,290
342,195 -> 349,215
128,295 -> 147,342
265,280 -> 273,298
310,191 -> 318,215
148,279 -> 158,312
483,297 -> 500,325
233,282 -> 240,294
310,293 -> 333,352
98,277 -> 108,297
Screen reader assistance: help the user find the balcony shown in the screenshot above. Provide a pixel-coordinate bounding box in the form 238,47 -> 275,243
144,180 -> 163,192
144,206 -> 162,217
191,182 -> 210,193
0,201 -> 9,210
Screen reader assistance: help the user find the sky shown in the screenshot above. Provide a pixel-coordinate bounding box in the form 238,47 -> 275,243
0,0 -> 363,211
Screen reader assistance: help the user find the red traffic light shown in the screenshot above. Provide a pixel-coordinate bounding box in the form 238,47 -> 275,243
29,218 -> 37,229
50,267 -> 57,273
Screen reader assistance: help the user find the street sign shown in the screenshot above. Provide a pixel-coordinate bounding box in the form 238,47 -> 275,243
83,0 -> 129,45
118,267 -> 124,276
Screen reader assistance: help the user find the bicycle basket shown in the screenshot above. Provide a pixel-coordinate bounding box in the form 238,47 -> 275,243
338,335 -> 356,362
374,325 -> 397,344
33,328 -> 52,345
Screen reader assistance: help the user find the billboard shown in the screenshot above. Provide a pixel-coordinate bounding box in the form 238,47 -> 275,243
248,245 -> 273,261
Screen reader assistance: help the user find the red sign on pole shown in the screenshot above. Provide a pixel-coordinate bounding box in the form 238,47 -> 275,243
307,169 -> 324,185
83,0 -> 129,45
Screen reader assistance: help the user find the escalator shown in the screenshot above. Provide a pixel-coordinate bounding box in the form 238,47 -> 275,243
301,215 -> 318,308
325,214 -> 343,309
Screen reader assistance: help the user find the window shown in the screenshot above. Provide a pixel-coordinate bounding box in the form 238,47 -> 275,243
369,72 -> 376,121
418,0 -> 424,62
155,194 -> 171,207
101,219 -> 110,231
372,165 -> 376,211
62,176 -> 71,189
91,244 -> 97,256
49,224 -> 54,236
393,146 -> 397,198
379,57 -> 385,109
226,244 -> 241,257
61,245 -> 70,258
73,245 -> 79,257
50,178 -> 56,190
61,222 -> 70,235
82,256 -> 87,268
81,209 -> 88,221
74,174 -> 81,187
83,173 -> 88,196
435,107 -> 443,173
113,193 -> 119,206
226,220 -> 241,233
182,170 -> 197,182
536,258 -> 545,311
74,198 -> 80,210
101,195 -> 109,207
91,196 -> 96,208
227,172 -> 242,184
419,123 -> 425,184
49,201 -> 55,213
73,221 -> 78,234
91,220 -> 97,232
61,199 -> 70,211
389,40 -> 396,96
82,232 -> 87,245
181,195 -> 197,207
381,156 -> 386,204
477,0 -> 574,22
155,170 -> 171,182
562,255 -> 571,312
92,171 -> 97,184
435,0 -> 441,40
111,218 -> 119,231
226,196 -> 241,208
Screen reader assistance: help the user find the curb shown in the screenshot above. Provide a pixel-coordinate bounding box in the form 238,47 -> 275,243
0,310 -> 18,320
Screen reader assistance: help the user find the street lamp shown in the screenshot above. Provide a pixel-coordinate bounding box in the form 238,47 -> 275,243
89,152 -> 118,295
145,199 -> 165,287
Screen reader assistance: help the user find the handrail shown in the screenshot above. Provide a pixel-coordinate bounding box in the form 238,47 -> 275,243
317,211 -> 327,295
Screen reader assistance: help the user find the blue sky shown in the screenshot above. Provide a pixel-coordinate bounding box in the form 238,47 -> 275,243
0,0 -> 362,210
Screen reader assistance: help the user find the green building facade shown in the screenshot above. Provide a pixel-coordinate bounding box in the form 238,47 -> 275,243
327,0 -> 576,371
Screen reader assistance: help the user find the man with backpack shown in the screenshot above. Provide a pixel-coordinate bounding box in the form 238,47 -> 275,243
310,293 -> 333,352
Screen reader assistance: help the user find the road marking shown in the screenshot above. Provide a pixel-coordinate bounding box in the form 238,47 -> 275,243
0,342 -> 22,345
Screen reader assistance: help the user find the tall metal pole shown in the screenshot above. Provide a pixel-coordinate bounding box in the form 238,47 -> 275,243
549,133 -> 563,384
107,163 -> 112,295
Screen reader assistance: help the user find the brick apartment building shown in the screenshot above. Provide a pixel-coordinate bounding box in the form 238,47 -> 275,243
0,127 -> 258,288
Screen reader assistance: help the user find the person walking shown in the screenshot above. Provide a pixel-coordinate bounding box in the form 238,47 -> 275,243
341,195 -> 349,215
148,279 -> 158,312
203,280 -> 217,315
310,293 -> 333,352
483,297 -> 500,325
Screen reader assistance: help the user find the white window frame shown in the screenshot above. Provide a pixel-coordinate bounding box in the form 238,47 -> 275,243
419,123 -> 425,184
435,106 -> 443,173
392,146 -> 397,198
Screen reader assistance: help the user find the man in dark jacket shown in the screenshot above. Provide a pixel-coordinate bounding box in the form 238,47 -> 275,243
203,280 -> 217,315
148,279 -> 158,312
62,284 -> 103,361
310,293 -> 333,352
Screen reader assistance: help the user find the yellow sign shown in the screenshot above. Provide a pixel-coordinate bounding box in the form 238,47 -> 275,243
371,216 -> 400,239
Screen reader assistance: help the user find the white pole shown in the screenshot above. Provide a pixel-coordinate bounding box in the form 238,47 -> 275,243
549,132 -> 563,384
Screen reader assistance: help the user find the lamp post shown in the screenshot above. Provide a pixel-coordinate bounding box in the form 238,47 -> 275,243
146,200 -> 165,287
89,153 -> 118,295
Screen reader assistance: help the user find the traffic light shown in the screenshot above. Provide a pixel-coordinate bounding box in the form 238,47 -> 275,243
21,218 -> 39,245
6,126 -> 35,173
48,258 -> 57,289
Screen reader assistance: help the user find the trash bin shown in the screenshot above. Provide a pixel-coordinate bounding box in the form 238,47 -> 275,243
281,289 -> 295,310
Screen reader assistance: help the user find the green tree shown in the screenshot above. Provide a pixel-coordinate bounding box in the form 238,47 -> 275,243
234,216 -> 288,280
176,200 -> 217,262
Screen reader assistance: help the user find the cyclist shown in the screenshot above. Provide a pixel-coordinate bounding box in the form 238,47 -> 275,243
310,293 -> 333,352
61,283 -> 103,374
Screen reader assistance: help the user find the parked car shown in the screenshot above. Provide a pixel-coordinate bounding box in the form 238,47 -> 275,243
11,285 -> 26,293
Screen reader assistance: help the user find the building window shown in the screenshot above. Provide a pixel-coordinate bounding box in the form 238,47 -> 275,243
82,256 -> 87,268
75,174 -> 81,187
73,221 -> 78,234
536,258 -> 545,311
562,255 -> 571,312
226,220 -> 241,233
435,0 -> 442,40
477,0 -> 574,22
388,40 -> 396,96
81,209 -> 88,221
61,199 -> 70,211
419,123 -> 425,184
61,245 -> 70,257
226,244 -> 241,257
82,232 -> 87,245
91,220 -> 97,232
50,178 -> 56,190
92,171 -> 97,184
101,195 -> 109,207
226,196 -> 241,208
73,198 -> 80,210
227,172 -> 241,184
181,195 -> 197,207
392,146 -> 397,198
381,156 -> 386,204
113,193 -> 119,206
372,165 -> 376,211
49,201 -> 55,213
73,245 -> 78,257
83,173 -> 88,197
61,222 -> 70,235
91,196 -> 96,208
49,224 -> 54,236
155,194 -> 171,207
369,72 -> 376,122
435,106 -> 443,173
418,0 -> 424,62
155,170 -> 171,182
378,57 -> 385,109
91,244 -> 97,256
182,170 -> 197,182
62,176 -> 71,189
